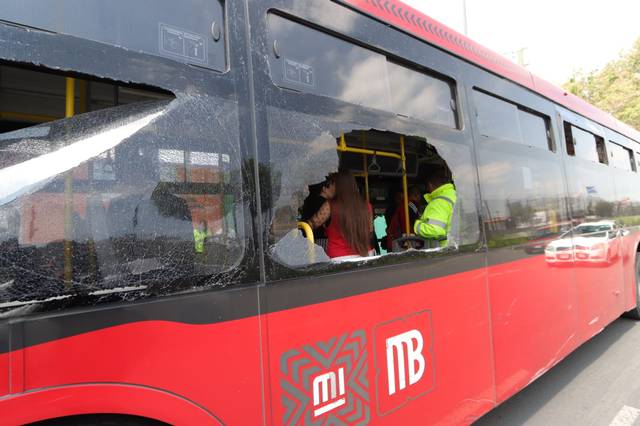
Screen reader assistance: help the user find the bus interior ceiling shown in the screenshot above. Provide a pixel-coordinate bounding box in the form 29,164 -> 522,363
0,63 -> 172,133
339,130 -> 448,215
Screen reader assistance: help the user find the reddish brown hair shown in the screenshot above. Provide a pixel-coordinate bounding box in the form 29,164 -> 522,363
333,170 -> 371,256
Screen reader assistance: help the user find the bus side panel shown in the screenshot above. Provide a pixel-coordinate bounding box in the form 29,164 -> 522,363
486,254 -> 579,402
0,324 -> 8,396
15,317 -> 263,425
266,267 -> 494,425
622,229 -> 640,312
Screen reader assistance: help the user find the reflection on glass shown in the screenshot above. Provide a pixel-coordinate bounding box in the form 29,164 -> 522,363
1,0 -> 227,71
267,13 -> 459,129
387,61 -> 457,128
0,98 -> 243,308
268,13 -> 390,111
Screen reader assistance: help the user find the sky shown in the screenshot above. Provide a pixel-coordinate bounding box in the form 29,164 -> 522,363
400,0 -> 640,85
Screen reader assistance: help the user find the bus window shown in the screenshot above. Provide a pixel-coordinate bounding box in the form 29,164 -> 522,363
564,122 -> 608,164
1,0 -> 227,71
0,64 -> 244,309
474,89 -> 553,151
267,13 -> 460,130
267,120 -> 469,269
608,141 -> 635,171
386,61 -> 458,129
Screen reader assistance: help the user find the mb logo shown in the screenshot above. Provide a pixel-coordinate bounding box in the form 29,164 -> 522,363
374,311 -> 435,416
386,330 -> 425,395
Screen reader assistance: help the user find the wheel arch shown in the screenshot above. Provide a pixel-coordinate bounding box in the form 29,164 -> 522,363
0,383 -> 223,426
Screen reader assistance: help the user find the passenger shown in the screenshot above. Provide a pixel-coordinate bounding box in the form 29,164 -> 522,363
385,185 -> 423,249
414,167 -> 457,247
321,170 -> 373,259
193,219 -> 211,254
300,173 -> 336,245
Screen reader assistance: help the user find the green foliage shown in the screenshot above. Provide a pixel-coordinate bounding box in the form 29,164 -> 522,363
563,38 -> 640,131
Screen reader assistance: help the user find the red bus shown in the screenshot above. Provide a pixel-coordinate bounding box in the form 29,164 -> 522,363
1,0 -> 640,424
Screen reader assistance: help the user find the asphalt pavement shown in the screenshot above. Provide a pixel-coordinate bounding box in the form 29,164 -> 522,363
475,317 -> 640,426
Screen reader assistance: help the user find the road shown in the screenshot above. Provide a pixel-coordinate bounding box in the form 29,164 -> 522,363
475,317 -> 640,426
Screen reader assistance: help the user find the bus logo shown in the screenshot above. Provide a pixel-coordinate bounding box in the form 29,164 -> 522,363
280,330 -> 369,425
312,367 -> 346,416
386,330 -> 425,395
374,311 -> 435,416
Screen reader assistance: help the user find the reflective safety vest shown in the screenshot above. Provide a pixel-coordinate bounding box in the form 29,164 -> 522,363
194,228 -> 208,253
414,183 -> 457,246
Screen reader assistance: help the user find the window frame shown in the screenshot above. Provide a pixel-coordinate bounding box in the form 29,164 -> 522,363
266,11 -> 461,130
473,88 -> 555,152
563,121 -> 609,165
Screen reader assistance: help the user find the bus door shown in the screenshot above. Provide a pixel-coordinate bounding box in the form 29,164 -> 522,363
559,109 -> 625,340
469,82 -> 580,402
256,3 -> 493,424
605,136 -> 640,316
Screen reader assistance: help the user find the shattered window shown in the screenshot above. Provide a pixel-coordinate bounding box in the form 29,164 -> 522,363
265,106 -> 480,271
0,66 -> 243,313
1,0 -> 226,71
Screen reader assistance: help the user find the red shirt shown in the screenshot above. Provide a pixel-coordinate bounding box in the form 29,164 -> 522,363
326,202 -> 372,258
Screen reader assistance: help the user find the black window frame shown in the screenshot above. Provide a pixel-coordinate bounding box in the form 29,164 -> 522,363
563,121 -> 608,165
473,88 -> 555,152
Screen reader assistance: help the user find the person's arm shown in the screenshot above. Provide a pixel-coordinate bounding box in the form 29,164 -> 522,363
308,201 -> 330,229
414,200 -> 449,239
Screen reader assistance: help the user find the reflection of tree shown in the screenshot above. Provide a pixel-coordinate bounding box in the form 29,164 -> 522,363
238,159 -> 281,214
594,200 -> 614,218
508,201 -> 535,225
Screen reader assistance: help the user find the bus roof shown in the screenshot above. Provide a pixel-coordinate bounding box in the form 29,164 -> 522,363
339,0 -> 640,143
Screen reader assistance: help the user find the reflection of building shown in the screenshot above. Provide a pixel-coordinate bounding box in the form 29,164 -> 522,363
17,148 -> 235,246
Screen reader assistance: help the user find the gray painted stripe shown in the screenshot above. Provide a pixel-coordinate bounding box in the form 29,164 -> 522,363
432,196 -> 455,206
427,218 -> 448,229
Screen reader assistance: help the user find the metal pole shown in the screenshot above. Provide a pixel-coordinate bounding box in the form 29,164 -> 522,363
462,0 -> 468,36
361,131 -> 369,203
63,77 -> 75,288
400,136 -> 410,236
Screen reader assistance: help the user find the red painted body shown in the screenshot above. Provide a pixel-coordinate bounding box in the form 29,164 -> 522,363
0,1 -> 639,425
1,231 -> 638,424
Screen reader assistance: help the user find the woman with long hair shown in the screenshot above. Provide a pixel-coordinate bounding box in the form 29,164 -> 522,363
323,169 -> 372,259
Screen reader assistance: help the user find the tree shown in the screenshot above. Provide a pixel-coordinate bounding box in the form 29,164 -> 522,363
564,37 -> 640,130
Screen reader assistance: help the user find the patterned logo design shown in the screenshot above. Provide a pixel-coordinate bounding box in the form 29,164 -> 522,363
280,330 -> 370,425
374,310 -> 435,416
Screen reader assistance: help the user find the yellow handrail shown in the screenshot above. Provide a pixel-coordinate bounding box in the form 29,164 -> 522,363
0,111 -> 60,123
338,132 -> 413,236
361,131 -> 369,203
400,135 -> 411,236
63,77 -> 75,288
297,221 -> 314,243
337,133 -> 402,160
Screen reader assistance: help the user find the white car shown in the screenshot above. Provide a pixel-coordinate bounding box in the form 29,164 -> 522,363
545,221 -> 619,265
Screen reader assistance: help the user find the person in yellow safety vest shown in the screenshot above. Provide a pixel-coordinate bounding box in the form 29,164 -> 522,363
414,167 -> 457,247
193,220 -> 211,254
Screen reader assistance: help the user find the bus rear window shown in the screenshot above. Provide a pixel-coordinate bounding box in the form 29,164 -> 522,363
267,13 -> 458,128
0,0 -> 226,71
